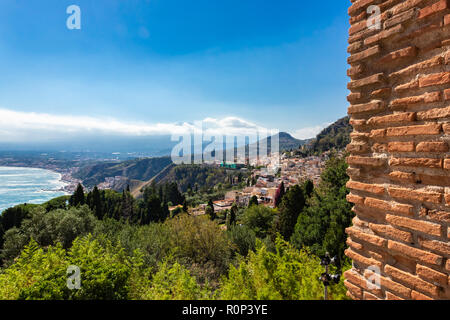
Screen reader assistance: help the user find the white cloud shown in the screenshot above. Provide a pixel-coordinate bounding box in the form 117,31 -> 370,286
291,123 -> 330,140
0,108 -> 277,143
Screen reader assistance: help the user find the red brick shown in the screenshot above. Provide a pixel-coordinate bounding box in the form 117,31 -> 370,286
377,46 -> 417,64
384,264 -> 441,296
444,88 -> 450,100
386,214 -> 443,237
347,193 -> 365,205
418,0 -> 450,19
344,269 -> 383,296
346,226 -> 387,247
418,237 -> 450,256
346,143 -> 369,153
416,106 -> 450,120
347,92 -> 362,103
344,280 -> 363,299
380,275 -> 412,298
388,171 -> 415,183
345,248 -> 383,268
347,156 -> 387,167
416,173 -> 450,187
363,291 -> 380,300
395,79 -> 419,93
416,141 -> 449,152
390,55 -> 443,79
369,223 -> 413,243
368,113 -> 415,125
348,73 -> 384,89
386,124 -> 442,137
384,7 -> 416,29
390,91 -> 441,109
370,129 -> 386,138
348,45 -> 382,64
387,241 -> 443,266
348,0 -> 382,17
348,100 -> 386,114
371,88 -> 391,98
389,157 -> 443,169
347,180 -> 386,195
387,142 -> 415,152
347,64 -> 364,77
388,187 -> 443,204
411,290 -> 433,300
419,72 -> 450,88
364,24 -> 403,46
386,291 -> 404,300
416,264 -> 448,286
346,237 -> 364,251
444,159 -> 450,170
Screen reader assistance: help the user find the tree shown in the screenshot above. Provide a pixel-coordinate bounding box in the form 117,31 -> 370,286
228,203 -> 237,228
291,155 -> 353,266
274,182 -> 285,207
90,186 -> 103,220
248,195 -> 258,208
241,205 -> 276,239
278,185 -> 306,240
206,199 -> 215,220
303,180 -> 314,198
70,184 -> 85,207
182,199 -> 188,213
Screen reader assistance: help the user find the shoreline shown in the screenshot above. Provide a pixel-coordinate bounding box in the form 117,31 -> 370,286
0,165 -> 80,194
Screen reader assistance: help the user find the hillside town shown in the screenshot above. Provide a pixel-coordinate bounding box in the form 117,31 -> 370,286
188,152 -> 333,215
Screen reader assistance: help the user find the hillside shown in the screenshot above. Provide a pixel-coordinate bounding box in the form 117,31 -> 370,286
278,132 -> 310,151
300,116 -> 351,155
74,156 -> 173,188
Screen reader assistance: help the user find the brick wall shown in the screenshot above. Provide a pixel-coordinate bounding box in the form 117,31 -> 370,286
345,0 -> 450,300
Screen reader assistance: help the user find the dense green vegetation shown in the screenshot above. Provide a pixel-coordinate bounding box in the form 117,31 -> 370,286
0,156 -> 352,300
159,164 -> 251,207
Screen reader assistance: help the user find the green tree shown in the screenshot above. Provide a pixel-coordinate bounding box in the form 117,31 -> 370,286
248,195 -> 258,208
70,184 -> 85,207
278,185 -> 306,240
241,205 -> 276,239
291,155 -> 353,265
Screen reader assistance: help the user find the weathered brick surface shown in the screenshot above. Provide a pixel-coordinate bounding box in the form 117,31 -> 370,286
345,0 -> 450,300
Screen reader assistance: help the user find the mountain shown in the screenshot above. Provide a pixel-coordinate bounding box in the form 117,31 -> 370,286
301,116 -> 351,155
73,156 -> 173,189
278,132 -> 310,151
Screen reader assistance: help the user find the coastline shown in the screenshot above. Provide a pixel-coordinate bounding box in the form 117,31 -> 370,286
0,165 -> 80,194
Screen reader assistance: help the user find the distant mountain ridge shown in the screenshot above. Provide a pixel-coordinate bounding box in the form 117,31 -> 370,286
301,116 -> 351,155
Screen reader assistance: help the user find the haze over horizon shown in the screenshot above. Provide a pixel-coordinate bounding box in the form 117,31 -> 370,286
0,1 -> 350,146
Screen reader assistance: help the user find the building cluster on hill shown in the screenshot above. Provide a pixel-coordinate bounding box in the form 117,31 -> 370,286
191,153 -> 333,215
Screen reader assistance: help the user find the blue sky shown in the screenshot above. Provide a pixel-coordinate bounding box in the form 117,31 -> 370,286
0,0 -> 350,141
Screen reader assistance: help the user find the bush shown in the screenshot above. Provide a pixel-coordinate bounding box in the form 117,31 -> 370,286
0,236 -> 151,300
219,237 -> 346,300
1,205 -> 97,266
241,206 -> 277,239
165,214 -> 232,286
142,261 -> 211,300
227,225 -> 256,257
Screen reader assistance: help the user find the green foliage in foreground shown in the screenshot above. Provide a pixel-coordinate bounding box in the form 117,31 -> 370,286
0,233 -> 348,300
220,237 -> 348,300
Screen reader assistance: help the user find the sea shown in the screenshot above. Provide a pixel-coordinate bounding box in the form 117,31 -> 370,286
0,166 -> 68,214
